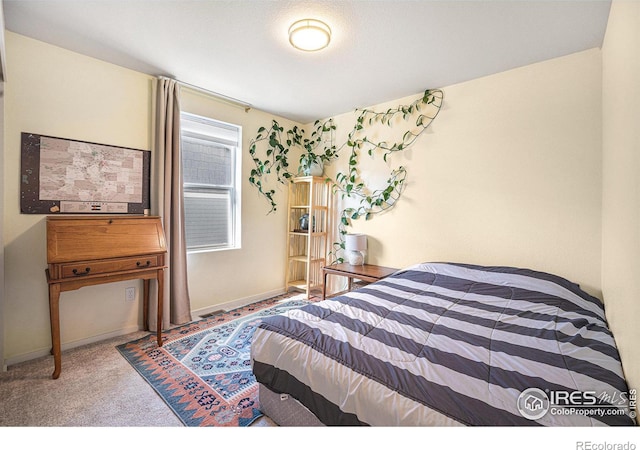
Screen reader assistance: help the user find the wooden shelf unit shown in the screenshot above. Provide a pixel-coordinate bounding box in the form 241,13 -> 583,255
285,176 -> 331,298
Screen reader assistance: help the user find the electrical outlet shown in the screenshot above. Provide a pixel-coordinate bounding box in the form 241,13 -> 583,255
125,287 -> 136,301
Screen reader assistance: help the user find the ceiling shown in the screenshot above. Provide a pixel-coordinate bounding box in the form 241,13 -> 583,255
3,0 -> 611,123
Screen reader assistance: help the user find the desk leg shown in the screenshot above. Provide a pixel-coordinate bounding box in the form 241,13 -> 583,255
142,279 -> 150,331
48,283 -> 62,380
157,269 -> 164,347
322,271 -> 327,300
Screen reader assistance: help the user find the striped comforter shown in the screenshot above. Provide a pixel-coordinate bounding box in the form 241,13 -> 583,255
251,263 -> 635,426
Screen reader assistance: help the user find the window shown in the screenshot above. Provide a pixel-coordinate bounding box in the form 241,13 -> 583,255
180,112 -> 241,252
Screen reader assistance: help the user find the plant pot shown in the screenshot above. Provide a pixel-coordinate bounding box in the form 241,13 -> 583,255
304,161 -> 323,176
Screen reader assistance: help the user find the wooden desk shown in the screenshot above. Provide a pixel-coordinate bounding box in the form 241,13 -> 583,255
46,215 -> 167,379
321,263 -> 398,300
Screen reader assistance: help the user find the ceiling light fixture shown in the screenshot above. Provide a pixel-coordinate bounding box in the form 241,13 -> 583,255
288,18 -> 331,52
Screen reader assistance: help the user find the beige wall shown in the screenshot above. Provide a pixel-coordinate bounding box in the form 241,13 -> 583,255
1,80 -> 4,370
0,3 -> 5,371
179,89 -> 294,314
602,0 -> 640,392
2,32 -> 293,364
3,32 -> 154,363
326,49 -> 603,297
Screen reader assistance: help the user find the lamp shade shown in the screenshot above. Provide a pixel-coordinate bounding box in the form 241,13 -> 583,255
288,19 -> 331,52
345,234 -> 367,251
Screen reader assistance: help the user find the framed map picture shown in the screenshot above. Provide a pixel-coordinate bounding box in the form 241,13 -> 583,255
20,132 -> 151,214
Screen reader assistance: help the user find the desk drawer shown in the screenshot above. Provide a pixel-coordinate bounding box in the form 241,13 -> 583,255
59,255 -> 160,279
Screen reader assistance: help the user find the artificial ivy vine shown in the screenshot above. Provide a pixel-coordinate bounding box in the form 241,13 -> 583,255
248,89 -> 444,261
248,119 -> 337,213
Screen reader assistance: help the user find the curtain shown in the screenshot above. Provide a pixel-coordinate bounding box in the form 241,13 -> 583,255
149,77 -> 192,331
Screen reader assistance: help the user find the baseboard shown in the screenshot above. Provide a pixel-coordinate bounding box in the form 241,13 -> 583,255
192,288 -> 287,318
5,288 -> 288,368
4,325 -> 142,368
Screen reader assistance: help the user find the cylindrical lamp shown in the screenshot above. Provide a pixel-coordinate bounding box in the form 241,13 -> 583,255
345,234 -> 367,265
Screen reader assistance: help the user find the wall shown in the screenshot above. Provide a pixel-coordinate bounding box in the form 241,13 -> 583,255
602,0 -> 640,392
3,32 -> 154,364
178,90 -> 294,315
325,49 -> 603,297
2,31 -> 296,366
0,1 -> 6,371
1,81 -> 4,370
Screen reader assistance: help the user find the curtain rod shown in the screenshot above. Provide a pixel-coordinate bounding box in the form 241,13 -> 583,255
158,76 -> 252,112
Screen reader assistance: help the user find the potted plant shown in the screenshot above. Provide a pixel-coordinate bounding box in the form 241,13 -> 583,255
248,119 -> 337,212
298,120 -> 338,176
299,148 -> 326,176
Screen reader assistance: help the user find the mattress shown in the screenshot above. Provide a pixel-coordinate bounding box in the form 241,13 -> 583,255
251,262 -> 636,426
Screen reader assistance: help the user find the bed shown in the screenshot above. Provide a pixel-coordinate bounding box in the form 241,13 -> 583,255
250,262 -> 636,426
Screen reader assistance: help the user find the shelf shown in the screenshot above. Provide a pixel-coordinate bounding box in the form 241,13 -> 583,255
289,255 -> 324,263
287,280 -> 322,290
285,176 -> 331,299
290,176 -> 326,184
289,231 -> 327,236
288,205 -> 327,211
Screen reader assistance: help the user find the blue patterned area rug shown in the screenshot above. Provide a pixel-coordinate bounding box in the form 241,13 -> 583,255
117,295 -> 309,426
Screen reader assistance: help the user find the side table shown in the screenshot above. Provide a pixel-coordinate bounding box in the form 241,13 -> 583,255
321,263 -> 398,300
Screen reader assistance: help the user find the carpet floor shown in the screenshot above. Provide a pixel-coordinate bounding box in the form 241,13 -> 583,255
116,296 -> 309,426
0,329 -> 186,427
0,292 -> 319,427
